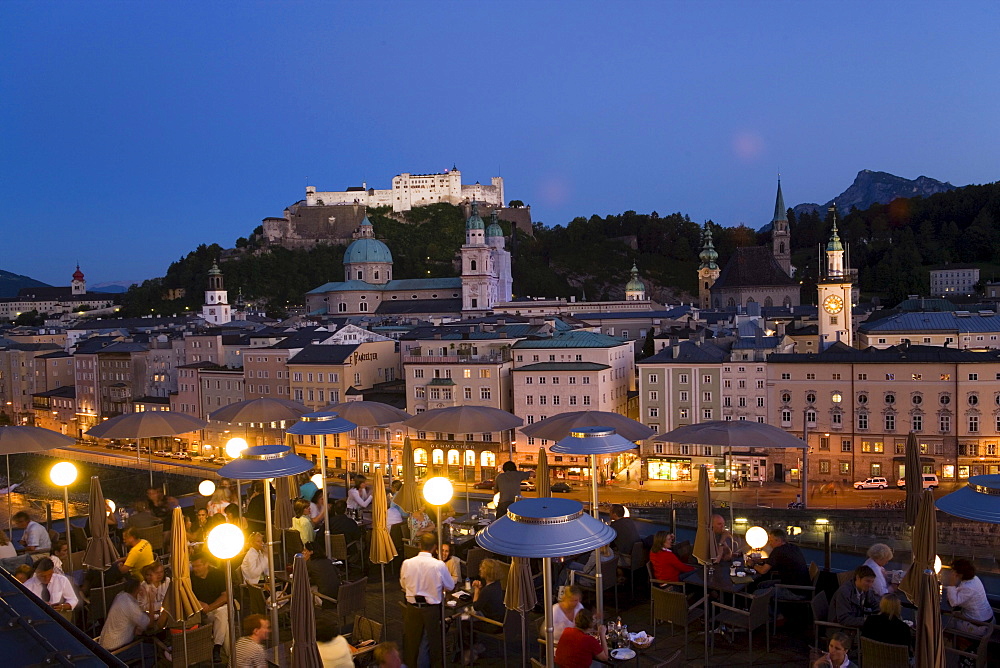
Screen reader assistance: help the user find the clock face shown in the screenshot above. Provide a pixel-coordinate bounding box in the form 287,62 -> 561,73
823,295 -> 845,314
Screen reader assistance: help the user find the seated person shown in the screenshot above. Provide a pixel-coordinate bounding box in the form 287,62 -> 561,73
552,585 -> 584,645
712,514 -> 740,562
439,542 -> 463,584
302,541 -> 342,609
0,531 -> 16,559
50,539 -> 70,576
137,562 -> 170,615
406,507 -> 435,544
560,544 -> 617,586
648,531 -> 696,583
861,595 -> 912,653
13,563 -> 33,583
24,557 -> 78,612
327,499 -> 362,545
812,631 -> 859,668
372,642 -> 402,668
126,500 -> 161,529
224,504 -> 248,532
748,527 -> 811,592
12,511 -> 51,553
862,543 -> 894,597
609,504 -> 640,565
116,528 -> 155,578
240,532 -> 269,585
472,558 -> 505,623
191,552 -> 230,661
942,558 -> 995,637
291,499 -> 315,544
316,612 -> 353,668
308,489 -> 326,528
554,608 -> 609,668
98,576 -> 153,663
829,565 -> 880,628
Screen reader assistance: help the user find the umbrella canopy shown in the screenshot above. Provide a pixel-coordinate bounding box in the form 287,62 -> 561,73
476,498 -> 616,558
289,554 -> 323,668
209,397 -> 309,425
904,431 -> 923,526
899,489 -> 937,602
369,482 -> 397,565
286,411 -> 357,436
692,464 -> 719,565
162,506 -> 201,624
521,410 -> 653,442
653,420 -> 807,449
217,444 -> 314,480
273,476 -> 296,530
321,401 -> 411,427
0,425 -> 76,452
936,474 -> 1000,523
396,438 -> 422,514
535,448 -> 550,496
504,556 -> 538,612
402,405 -> 523,434
550,426 -> 637,455
86,411 -> 207,439
82,476 -> 119,569
913,567 -> 945,668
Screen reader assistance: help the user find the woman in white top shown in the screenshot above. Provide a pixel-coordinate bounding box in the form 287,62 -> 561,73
862,543 -> 893,597
138,562 -> 170,614
944,558 -> 995,636
552,585 -> 584,644
346,475 -> 373,512
240,532 -> 269,585
0,531 -> 17,559
206,488 -> 232,517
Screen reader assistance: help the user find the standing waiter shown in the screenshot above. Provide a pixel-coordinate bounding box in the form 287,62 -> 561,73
399,532 -> 455,668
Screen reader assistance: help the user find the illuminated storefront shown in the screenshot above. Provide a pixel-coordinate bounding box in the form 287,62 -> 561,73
647,457 -> 692,481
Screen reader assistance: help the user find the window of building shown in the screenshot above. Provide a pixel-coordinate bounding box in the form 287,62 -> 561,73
968,394 -> 979,406
858,413 -> 869,430
841,439 -> 852,452
781,409 -> 792,424
703,391 -> 712,402
969,373 -> 979,381
912,414 -> 922,431
679,374 -> 689,383
464,387 -> 472,400
940,394 -> 951,405
481,387 -> 491,400
820,436 -> 830,450
940,415 -> 951,432
885,414 -> 895,431
840,462 -> 851,474
649,390 -> 658,401
781,373 -> 791,380
582,396 -> 592,405
819,460 -> 831,474
648,374 -> 658,384
703,375 -> 712,384
649,407 -> 659,418
969,415 -> 979,432
679,408 -> 689,419
858,373 -> 867,380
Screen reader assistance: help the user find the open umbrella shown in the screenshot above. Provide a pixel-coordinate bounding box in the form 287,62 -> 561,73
504,556 -> 538,667
477,498 -> 615,668
321,400 -> 412,490
396,438 -> 422,514
535,448 -> 550,496
87,411 -> 208,486
0,426 -> 75,535
369,479 -> 397,624
210,397 -> 310,447
904,431 -> 923,527
289,554 -> 322,668
936,473 -> 1000,523
692,464 -> 719,661
522,410 -> 653,442
82,475 -> 120,622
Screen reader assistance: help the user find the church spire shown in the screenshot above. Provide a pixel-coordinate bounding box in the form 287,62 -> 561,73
772,178 -> 787,223
698,222 -> 719,270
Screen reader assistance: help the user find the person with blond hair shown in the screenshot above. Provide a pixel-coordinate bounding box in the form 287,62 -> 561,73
861,594 -> 912,652
552,585 -> 584,644
862,543 -> 894,596
138,562 -> 170,616
0,530 -> 17,558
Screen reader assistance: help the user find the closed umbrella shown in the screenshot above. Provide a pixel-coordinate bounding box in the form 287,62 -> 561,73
274,476 -> 296,531
369,479 -> 397,624
899,489 -> 938,602
0,426 -> 75,536
82,475 -> 120,622
397,438 -> 422,514
522,410 -> 653,442
692,464 -> 719,661
87,411 -> 208,486
904,431 -> 923,527
535,448 -> 550,497
913,567 -> 944,668
504,556 -> 538,668
289,554 -> 323,668
162,506 -> 201,666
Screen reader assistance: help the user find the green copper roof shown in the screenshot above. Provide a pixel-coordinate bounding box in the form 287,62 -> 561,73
772,179 -> 787,223
826,216 -> 843,252
466,200 -> 485,230
625,264 -> 645,292
208,262 -> 222,276
698,223 -> 719,269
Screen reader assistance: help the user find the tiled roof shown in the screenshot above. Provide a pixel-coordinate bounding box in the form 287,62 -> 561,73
571,307 -> 692,320
639,340 -> 728,363
98,342 -> 149,354
512,331 -> 627,349
859,311 -> 1000,334
375,298 -> 463,315
427,378 -> 456,386
287,344 -> 360,365
769,344 -> 1000,364
513,362 -> 611,371
712,246 -> 798,289
307,277 -> 462,294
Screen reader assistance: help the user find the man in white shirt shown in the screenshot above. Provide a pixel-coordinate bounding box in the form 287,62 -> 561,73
399,532 -> 454,668
99,577 -> 153,664
240,532 -> 269,585
12,511 -> 51,553
24,557 -> 78,612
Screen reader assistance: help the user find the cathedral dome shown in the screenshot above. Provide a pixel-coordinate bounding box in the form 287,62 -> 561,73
486,221 -> 504,238
72,265 -> 85,281
344,237 -> 393,264
625,264 -> 645,293
466,201 -> 485,230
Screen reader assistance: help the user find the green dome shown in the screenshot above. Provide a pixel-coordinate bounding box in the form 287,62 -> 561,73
625,264 -> 645,292
208,262 -> 222,276
345,237 -> 393,264
486,222 -> 504,238
466,201 -> 485,230
699,225 -> 719,269
826,221 -> 843,252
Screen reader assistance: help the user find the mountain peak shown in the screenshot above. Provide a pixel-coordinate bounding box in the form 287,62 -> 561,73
793,170 -> 956,219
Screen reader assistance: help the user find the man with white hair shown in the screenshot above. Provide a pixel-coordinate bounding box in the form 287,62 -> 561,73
862,543 -> 894,596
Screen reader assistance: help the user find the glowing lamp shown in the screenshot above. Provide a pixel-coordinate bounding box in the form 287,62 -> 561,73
311,473 -> 324,488
745,526 -> 768,550
423,477 -> 454,506
734,517 -> 748,524
815,518 -> 830,525
206,522 -> 245,561
225,437 -> 249,459
199,480 -> 217,497
107,499 -> 117,514
934,555 -> 942,574
50,462 -> 78,487
622,506 -> 630,518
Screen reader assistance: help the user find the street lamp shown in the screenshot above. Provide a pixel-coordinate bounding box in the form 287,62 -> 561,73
225,437 -> 249,460
207,522 -> 245,668
49,462 -> 78,560
198,480 -> 216,497
422,476 -> 453,668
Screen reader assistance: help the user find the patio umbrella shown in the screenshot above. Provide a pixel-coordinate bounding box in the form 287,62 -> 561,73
322,401 -> 412,492
522,410 -> 653,442
913,566 -> 944,668
535,447 -> 550,496
369,479 -> 397,624
87,411 -> 208,486
0,426 -> 75,535
210,397 -> 310,447
935,473 -> 1000,523
504,556 -> 538,668
219,444 -> 314,662
82,475 -> 120,621
162,506 -> 201,662
899,489 -> 937,602
904,431 -> 923,527
477,498 -> 615,668
551,426 -> 636,621
274,475 -> 296,531
289,553 -> 322,668
692,464 -> 719,660
396,438 -> 422,514
288,411 -> 357,555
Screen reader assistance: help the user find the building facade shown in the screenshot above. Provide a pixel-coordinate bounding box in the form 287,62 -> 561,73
930,265 -> 980,297
303,168 -> 504,212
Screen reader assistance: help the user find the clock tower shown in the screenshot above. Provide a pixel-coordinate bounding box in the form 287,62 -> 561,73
817,207 -> 852,349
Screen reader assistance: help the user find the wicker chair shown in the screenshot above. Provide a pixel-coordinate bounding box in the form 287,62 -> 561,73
130,524 -> 165,554
569,554 -> 619,614
282,529 -> 304,568
87,581 -> 126,633
331,577 -> 367,632
943,616 -> 993,668
329,532 -> 362,580
650,578 -> 704,652
624,541 -> 649,599
345,615 -> 383,665
465,547 -> 489,582
858,636 -> 909,668
810,590 -> 856,652
154,624 -> 214,668
710,588 -> 773,665
652,649 -> 684,667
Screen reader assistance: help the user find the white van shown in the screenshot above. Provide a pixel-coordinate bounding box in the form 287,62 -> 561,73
896,473 -> 939,490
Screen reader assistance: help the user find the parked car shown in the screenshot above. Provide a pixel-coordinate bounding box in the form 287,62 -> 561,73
171,452 -> 192,460
520,479 -> 536,492
473,479 -> 495,490
896,474 -> 939,490
854,477 -> 889,490
153,450 -> 170,458
550,482 -> 573,493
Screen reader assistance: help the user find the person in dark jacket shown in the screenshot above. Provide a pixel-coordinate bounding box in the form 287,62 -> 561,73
609,504 -> 640,565
829,564 -> 880,628
302,541 -> 342,609
861,595 -> 913,654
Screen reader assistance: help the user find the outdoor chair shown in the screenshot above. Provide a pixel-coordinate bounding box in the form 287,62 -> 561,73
810,590 -> 855,651
86,581 -> 126,633
282,529 -> 304,568
836,570 -> 853,587
329,577 -> 367,633
943,616 -> 993,668
858,636 -> 909,668
402,544 -> 420,560
465,547 -> 489,582
710,588 -> 773,665
624,541 -> 648,600
95,637 -> 155,667
651,649 -> 684,667
569,554 -> 619,614
153,624 -> 214,668
467,609 -> 521,665
650,578 -> 704,652
130,524 -> 165,554
771,567 -> 818,634
329,532 -> 362,580
344,615 -> 383,665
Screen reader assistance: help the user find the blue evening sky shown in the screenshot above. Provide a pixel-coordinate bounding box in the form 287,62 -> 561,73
2,1 -> 998,286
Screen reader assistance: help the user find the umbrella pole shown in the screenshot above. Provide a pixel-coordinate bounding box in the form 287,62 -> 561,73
263,480 -> 280,663
320,435 -> 331,558
6,454 -> 11,536
542,557 -> 554,668
728,445 -> 734,528
590,454 -> 603,622
380,563 -> 387,625
703,563 -> 709,661
225,559 -> 236,667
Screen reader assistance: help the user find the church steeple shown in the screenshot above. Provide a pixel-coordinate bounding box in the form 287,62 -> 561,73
697,222 -> 721,309
817,203 -> 852,348
771,178 -> 792,276
772,178 -> 787,224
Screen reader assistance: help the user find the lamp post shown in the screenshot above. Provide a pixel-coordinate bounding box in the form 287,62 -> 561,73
207,522 -> 245,668
49,462 -> 78,560
423,476 -> 453,668
226,438 -> 248,518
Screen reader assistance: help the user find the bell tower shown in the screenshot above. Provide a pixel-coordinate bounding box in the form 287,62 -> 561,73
817,207 -> 853,349
771,178 -> 791,276
202,262 -> 232,325
698,223 -> 720,309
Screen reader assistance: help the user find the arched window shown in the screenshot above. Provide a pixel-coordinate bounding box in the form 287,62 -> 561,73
464,450 -> 476,466
764,296 -> 773,307
414,448 -> 428,464
470,260 -> 477,271
713,298 -> 720,307
374,271 -> 379,280
727,298 -> 736,307
480,451 -> 496,467
779,242 -> 785,254
704,282 -> 709,289
432,448 -> 445,464
315,199 -> 324,205
747,297 -> 755,303
447,449 -> 460,465
783,296 -> 792,307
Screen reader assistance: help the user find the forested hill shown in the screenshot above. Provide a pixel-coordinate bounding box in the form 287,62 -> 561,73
119,180 -> 1000,317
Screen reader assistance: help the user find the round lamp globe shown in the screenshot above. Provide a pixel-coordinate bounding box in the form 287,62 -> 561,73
745,526 -> 769,550
423,477 -> 454,506
50,461 -> 78,487
225,437 -> 249,460
199,480 -> 217,497
207,522 -> 245,560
